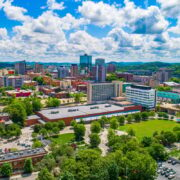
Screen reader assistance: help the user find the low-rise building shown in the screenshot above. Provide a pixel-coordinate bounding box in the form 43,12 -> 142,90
116,72 -> 133,82
157,91 -> 180,104
36,103 -> 142,125
6,89 -> 32,97
0,148 -> 47,171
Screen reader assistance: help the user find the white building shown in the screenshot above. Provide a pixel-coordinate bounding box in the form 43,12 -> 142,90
126,84 -> 156,109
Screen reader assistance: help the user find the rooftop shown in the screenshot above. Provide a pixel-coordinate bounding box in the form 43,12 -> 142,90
164,82 -> 180,87
38,104 -> 124,120
0,148 -> 46,162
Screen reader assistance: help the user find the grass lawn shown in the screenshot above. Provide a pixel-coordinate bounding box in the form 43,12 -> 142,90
119,120 -> 180,140
49,133 -> 75,145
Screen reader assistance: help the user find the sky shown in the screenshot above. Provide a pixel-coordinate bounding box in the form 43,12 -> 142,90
0,0 -> 179,63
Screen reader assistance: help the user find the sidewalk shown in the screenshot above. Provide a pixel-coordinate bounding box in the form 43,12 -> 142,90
0,172 -> 38,180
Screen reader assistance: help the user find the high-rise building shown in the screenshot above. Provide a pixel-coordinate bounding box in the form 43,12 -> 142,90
34,63 -> 44,73
87,81 -> 122,103
155,68 -> 172,83
94,58 -> 106,82
80,54 -> 92,70
126,84 -> 156,109
95,58 -> 105,66
70,64 -> 78,77
107,63 -> 116,73
15,60 -> 26,75
57,66 -> 69,79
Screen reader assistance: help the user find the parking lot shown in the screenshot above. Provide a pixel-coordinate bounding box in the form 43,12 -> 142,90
157,161 -> 180,180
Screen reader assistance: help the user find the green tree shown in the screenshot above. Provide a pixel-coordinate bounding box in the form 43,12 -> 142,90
127,114 -> 133,124
6,123 -> 22,138
60,171 -> 75,180
33,124 -> 43,133
46,98 -> 60,107
74,124 -> 85,141
90,133 -> 101,148
148,143 -> 168,161
91,121 -> 101,133
134,113 -> 141,122
52,127 -> 59,135
73,93 -> 84,103
70,120 -> 77,127
110,117 -> 119,129
141,136 -> 153,147
127,128 -> 135,136
24,158 -> 33,173
5,101 -> 27,126
98,116 -> 107,128
160,131 -> 177,146
33,76 -> 45,85
141,112 -> 149,121
32,140 -> 43,148
125,151 -> 157,180
0,163 -> 12,177
39,128 -> 48,138
149,111 -> 155,118
23,98 -> 33,116
118,116 -> 125,126
58,120 -> 65,130
37,168 -> 55,180
36,155 -> 56,172
32,98 -> 42,112
108,162 -> 119,180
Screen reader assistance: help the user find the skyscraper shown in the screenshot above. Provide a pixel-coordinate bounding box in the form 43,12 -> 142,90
95,58 -> 106,82
57,66 -> 69,79
15,60 -> 26,75
34,63 -> 44,73
107,63 -> 116,73
70,64 -> 78,77
80,54 -> 92,71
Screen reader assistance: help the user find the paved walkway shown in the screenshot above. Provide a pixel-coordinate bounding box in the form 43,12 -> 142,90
84,124 -> 91,144
99,128 -> 109,156
0,172 -> 38,180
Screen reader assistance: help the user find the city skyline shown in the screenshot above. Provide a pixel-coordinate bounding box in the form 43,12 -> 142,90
0,0 -> 179,62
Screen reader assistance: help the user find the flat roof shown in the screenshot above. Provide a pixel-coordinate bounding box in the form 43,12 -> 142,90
0,148 -> 46,162
38,104 -> 124,120
164,82 -> 180,86
27,115 -> 40,120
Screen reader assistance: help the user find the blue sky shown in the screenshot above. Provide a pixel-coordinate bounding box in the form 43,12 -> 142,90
0,0 -> 179,62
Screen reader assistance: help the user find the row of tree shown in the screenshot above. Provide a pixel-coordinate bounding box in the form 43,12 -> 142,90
33,121 -> 65,138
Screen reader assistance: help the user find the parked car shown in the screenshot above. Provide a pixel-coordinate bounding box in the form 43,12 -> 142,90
161,171 -> 166,175
167,159 -> 172,163
172,161 -> 177,165
168,174 -> 175,179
